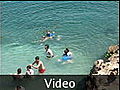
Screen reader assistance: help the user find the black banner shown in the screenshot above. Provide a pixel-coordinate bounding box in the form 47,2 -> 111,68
0,75 -> 119,90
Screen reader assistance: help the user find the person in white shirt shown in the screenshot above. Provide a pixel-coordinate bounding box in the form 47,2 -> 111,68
44,44 -> 54,58
26,65 -> 34,75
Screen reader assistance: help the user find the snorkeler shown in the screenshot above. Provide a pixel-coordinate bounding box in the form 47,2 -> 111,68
40,31 -> 56,42
30,56 -> 46,74
46,31 -> 56,38
44,44 -> 54,58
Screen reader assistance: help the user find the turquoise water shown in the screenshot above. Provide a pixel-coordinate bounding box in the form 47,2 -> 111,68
1,1 -> 119,75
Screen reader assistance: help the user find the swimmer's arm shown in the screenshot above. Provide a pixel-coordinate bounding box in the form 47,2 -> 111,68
32,65 -> 38,69
32,61 -> 36,65
32,62 -> 41,69
62,54 -> 66,56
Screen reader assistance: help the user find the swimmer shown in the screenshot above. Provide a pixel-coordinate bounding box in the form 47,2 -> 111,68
66,48 -> 73,56
14,68 -> 22,75
40,31 -> 56,42
46,31 -> 51,37
40,35 -> 49,42
58,48 -> 73,64
45,44 -> 54,58
46,31 -> 55,38
62,50 -> 68,56
12,68 -> 24,80
30,56 -> 46,74
25,65 -> 34,75
62,48 -> 73,59
41,36 -> 46,40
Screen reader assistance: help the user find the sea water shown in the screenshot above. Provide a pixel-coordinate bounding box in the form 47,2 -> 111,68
0,1 -> 119,75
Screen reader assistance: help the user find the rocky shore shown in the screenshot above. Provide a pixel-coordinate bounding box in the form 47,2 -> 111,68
86,45 -> 119,90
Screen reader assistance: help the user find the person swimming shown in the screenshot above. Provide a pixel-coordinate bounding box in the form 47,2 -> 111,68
44,44 -> 54,58
63,48 -> 73,57
58,48 -> 73,64
46,31 -> 56,38
40,31 -> 56,42
62,50 -> 68,56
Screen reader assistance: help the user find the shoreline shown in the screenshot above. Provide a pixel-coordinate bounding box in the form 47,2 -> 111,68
86,44 -> 119,90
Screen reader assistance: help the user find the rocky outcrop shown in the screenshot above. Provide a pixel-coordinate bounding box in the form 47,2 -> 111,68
86,45 -> 119,90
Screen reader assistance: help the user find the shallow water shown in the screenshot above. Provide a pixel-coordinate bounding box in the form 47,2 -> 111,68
1,1 -> 119,75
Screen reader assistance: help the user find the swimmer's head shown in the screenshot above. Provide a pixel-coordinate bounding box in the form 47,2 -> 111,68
17,68 -> 22,74
45,44 -> 49,49
35,56 -> 39,60
64,50 -> 68,54
66,48 -> 69,52
27,65 -> 31,70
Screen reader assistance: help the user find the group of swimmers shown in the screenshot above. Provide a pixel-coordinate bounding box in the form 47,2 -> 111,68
13,31 -> 73,77
12,56 -> 44,79
41,31 -> 73,62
